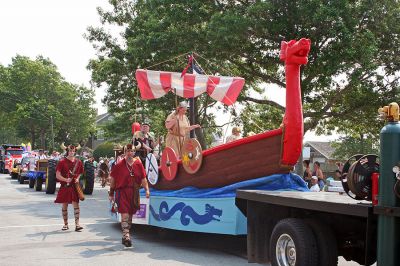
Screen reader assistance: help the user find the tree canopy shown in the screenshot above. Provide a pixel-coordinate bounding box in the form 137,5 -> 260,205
86,0 -> 400,145
0,55 -> 96,150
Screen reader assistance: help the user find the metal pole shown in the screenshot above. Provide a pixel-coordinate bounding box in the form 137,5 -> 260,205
189,53 -> 195,138
50,116 -> 54,151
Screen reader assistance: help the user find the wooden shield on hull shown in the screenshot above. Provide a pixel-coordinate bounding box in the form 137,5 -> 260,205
155,128 -> 290,190
160,147 -> 178,181
181,139 -> 202,174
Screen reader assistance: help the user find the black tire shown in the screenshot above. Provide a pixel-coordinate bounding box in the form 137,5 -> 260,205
46,160 -> 57,194
19,174 -> 25,184
11,172 -> 18,179
82,161 -> 95,195
270,218 -> 318,266
0,161 -> 4,173
29,177 -> 35,188
305,219 -> 338,266
34,176 -> 43,191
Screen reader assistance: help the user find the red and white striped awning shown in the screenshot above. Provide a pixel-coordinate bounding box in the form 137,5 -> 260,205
135,69 -> 245,106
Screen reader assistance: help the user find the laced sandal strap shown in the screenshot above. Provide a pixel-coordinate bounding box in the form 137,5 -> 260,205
75,225 -> 83,232
62,224 -> 69,231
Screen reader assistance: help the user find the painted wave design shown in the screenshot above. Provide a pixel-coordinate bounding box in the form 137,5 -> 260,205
150,201 -> 223,226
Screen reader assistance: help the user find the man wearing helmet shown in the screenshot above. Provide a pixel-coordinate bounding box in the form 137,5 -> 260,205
109,143 -> 150,247
55,144 -> 84,232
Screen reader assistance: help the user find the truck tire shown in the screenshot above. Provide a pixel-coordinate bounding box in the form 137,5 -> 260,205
19,174 -> 25,184
305,219 -> 338,266
29,177 -> 34,188
0,161 -> 6,174
270,218 -> 318,266
82,161 -> 94,195
46,160 -> 57,194
34,176 -> 43,191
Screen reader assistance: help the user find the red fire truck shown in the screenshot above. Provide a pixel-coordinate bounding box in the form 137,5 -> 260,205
0,144 -> 24,174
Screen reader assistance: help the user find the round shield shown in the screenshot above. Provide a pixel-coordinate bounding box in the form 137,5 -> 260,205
160,147 -> 178,181
145,153 -> 159,185
181,138 -> 203,174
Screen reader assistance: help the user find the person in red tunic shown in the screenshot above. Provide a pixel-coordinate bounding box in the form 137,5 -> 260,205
109,143 -> 150,247
55,144 -> 84,231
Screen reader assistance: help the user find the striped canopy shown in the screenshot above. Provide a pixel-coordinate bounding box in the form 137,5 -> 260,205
135,69 -> 245,106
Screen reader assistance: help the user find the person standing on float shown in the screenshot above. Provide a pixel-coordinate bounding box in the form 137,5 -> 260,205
108,143 -> 150,247
165,101 -> 200,157
55,144 -> 84,232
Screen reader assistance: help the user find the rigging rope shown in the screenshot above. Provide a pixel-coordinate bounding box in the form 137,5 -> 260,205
143,52 -> 190,70
193,55 -> 265,136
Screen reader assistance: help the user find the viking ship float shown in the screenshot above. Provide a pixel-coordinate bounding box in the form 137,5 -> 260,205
135,38 -> 311,190
112,39 -> 311,235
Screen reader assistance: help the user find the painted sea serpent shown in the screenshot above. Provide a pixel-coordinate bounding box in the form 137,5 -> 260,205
150,201 -> 223,226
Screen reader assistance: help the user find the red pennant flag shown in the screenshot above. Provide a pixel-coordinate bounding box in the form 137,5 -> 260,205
180,55 -> 193,78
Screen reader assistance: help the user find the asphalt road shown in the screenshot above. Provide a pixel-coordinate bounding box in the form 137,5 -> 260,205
0,173 -> 369,266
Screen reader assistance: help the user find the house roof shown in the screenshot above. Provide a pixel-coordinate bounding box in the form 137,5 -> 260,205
96,113 -> 113,124
304,141 -> 336,160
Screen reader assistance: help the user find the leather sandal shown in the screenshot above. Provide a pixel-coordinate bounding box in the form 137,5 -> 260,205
75,225 -> 83,232
62,224 -> 69,231
122,237 -> 132,247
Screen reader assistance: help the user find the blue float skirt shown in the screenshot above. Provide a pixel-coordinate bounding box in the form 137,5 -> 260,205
133,173 -> 309,235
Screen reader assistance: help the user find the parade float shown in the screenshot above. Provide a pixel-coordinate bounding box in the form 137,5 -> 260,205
111,38 -> 311,235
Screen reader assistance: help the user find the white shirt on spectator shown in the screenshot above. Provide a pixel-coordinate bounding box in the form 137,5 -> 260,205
310,184 -> 320,192
36,154 -> 47,160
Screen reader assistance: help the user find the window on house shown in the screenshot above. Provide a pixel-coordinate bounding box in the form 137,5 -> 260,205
97,129 -> 104,140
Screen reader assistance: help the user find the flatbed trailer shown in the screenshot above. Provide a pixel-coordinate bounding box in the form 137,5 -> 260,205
235,190 -> 378,266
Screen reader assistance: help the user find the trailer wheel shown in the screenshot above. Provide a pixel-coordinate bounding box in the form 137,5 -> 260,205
34,177 -> 43,191
82,161 -> 94,195
46,160 -> 57,194
270,218 -> 318,266
29,177 -> 35,188
305,219 -> 338,266
0,162 -> 4,173
19,174 -> 25,184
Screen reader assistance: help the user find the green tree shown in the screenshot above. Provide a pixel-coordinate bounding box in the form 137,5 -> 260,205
86,0 -> 400,145
93,141 -> 115,160
332,135 -> 380,160
0,56 -> 96,149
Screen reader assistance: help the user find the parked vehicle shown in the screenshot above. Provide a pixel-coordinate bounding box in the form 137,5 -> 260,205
16,156 -> 35,184
0,144 -> 23,174
27,159 -> 49,191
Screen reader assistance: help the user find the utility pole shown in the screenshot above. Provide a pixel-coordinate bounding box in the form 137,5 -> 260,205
50,116 -> 54,151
